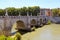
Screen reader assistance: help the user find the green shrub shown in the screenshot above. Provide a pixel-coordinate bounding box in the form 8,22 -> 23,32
0,35 -> 6,40
7,36 -> 13,40
14,32 -> 21,40
0,35 -> 16,40
46,20 -> 51,25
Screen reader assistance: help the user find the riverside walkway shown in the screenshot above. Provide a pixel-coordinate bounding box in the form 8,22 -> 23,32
21,24 -> 60,40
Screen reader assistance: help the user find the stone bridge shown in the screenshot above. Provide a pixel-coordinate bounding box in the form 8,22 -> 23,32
0,15 -> 46,29
0,10 -> 48,35
0,15 -> 47,35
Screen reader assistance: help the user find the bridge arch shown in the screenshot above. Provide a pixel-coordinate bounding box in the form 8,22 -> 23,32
16,20 -> 25,29
40,18 -> 43,24
30,19 -> 36,27
11,20 -> 25,33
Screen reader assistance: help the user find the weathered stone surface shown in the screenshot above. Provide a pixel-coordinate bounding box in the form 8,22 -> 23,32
0,16 -> 46,36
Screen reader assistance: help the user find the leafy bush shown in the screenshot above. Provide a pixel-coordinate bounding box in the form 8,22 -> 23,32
46,20 -> 51,25
14,32 -> 21,40
0,35 -> 12,40
7,36 -> 13,40
0,32 -> 21,40
0,35 -> 6,40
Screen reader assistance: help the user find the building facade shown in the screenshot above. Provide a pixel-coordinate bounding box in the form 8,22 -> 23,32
40,8 -> 52,17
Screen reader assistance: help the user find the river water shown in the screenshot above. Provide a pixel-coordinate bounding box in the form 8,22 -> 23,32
21,24 -> 60,40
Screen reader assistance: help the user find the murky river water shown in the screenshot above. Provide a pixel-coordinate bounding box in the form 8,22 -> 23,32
21,24 -> 60,40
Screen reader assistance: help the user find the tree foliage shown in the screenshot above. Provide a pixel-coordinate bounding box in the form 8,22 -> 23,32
52,8 -> 60,17
20,7 -> 27,16
5,7 -> 19,16
0,6 -> 40,16
0,9 -> 5,16
27,6 -> 40,16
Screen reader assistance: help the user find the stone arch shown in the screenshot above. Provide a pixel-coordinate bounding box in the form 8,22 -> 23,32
43,18 -> 47,25
16,20 -> 25,30
30,19 -> 36,26
40,18 -> 43,25
11,20 -> 25,33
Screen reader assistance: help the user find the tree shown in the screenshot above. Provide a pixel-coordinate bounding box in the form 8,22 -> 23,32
17,7 -> 27,16
21,7 -> 27,16
27,7 -> 33,16
28,6 -> 40,16
52,9 -> 58,16
58,9 -> 60,16
52,8 -> 60,17
0,9 -> 5,16
32,6 -> 40,16
16,8 -> 21,16
0,6 -> 40,16
5,7 -> 19,16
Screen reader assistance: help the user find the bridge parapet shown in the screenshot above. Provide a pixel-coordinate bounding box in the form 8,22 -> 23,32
0,16 -> 46,18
